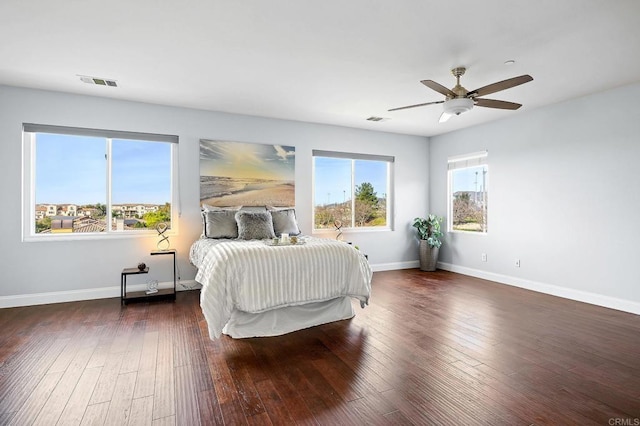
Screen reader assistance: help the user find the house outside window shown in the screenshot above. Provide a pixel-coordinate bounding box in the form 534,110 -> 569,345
22,124 -> 178,240
312,150 -> 393,231
448,151 -> 488,233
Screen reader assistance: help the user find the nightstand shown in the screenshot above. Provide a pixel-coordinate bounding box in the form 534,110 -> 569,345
121,249 -> 177,305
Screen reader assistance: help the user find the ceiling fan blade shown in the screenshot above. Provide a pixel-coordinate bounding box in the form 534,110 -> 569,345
439,112 -> 452,123
388,100 -> 444,112
475,98 -> 522,110
468,75 -> 533,97
421,80 -> 456,98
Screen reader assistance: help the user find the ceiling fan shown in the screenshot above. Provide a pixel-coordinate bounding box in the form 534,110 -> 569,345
389,67 -> 533,123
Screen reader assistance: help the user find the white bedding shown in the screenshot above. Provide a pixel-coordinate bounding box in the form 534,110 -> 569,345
190,237 -> 372,338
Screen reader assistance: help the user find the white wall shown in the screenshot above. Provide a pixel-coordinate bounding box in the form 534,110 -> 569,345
429,82 -> 640,314
0,85 -> 428,306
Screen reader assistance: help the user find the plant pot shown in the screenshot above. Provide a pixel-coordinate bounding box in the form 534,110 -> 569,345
418,239 -> 439,271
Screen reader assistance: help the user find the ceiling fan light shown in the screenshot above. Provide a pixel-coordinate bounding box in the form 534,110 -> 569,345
439,112 -> 452,123
443,98 -> 474,116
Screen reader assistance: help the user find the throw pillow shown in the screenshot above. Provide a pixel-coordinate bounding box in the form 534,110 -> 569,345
270,208 -> 301,236
235,210 -> 276,240
202,210 -> 238,239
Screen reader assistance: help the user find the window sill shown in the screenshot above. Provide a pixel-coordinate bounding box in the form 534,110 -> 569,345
448,230 -> 487,235
312,227 -> 392,236
23,230 -> 178,243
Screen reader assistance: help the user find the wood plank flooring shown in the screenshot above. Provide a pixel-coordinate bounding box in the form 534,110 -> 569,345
0,269 -> 639,425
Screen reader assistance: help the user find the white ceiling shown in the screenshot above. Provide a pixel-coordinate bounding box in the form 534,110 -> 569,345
1,1 -> 639,137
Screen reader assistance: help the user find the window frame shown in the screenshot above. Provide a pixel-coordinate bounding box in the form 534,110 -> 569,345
312,150 -> 394,233
447,151 -> 488,234
22,124 -> 179,242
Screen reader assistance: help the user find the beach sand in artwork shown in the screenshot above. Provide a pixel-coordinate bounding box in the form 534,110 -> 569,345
201,184 -> 295,207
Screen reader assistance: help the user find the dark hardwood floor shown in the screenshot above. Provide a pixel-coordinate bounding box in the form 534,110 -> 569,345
1,269 -> 639,425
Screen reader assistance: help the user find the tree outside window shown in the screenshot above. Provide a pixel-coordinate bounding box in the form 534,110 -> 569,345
448,152 -> 488,233
313,152 -> 392,230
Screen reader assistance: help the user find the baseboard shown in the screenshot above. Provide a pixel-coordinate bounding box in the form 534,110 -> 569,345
0,280 -> 201,309
9,262 -> 638,316
437,262 -> 640,316
370,260 -> 419,272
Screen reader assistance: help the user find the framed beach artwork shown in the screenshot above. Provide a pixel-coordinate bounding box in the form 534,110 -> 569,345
199,139 -> 295,207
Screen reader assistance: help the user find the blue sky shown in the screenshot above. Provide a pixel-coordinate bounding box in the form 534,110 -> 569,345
35,134 -> 171,205
314,157 -> 388,206
452,165 -> 488,193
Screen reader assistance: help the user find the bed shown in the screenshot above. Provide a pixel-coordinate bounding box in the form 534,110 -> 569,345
190,207 -> 372,339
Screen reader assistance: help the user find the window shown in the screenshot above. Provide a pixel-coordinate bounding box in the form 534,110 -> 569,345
448,151 -> 488,233
22,124 -> 178,240
313,150 -> 393,231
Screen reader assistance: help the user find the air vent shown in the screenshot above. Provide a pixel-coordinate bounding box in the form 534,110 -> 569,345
366,116 -> 389,122
78,75 -> 118,87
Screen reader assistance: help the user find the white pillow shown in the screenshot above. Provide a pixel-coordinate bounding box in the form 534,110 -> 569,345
202,204 -> 242,211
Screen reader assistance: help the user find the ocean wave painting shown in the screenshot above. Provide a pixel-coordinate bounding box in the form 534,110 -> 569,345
199,140 -> 295,207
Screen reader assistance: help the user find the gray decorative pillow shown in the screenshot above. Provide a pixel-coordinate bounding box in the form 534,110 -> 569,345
235,210 -> 276,240
202,210 -> 238,239
270,208 -> 301,236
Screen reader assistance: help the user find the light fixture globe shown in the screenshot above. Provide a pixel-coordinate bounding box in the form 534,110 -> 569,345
443,98 -> 474,116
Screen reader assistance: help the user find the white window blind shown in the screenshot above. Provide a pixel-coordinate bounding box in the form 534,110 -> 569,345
23,123 -> 178,144
312,149 -> 395,163
447,151 -> 487,170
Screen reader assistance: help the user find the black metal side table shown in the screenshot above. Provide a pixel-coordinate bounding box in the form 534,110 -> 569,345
121,249 -> 177,305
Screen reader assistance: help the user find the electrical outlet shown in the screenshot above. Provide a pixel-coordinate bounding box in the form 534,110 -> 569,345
481,253 -> 487,262
515,259 -> 521,267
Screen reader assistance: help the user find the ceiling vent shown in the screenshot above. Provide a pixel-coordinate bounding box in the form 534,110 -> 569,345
78,75 -> 118,87
366,116 -> 389,122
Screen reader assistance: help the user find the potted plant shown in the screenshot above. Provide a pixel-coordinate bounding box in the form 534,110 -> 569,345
412,214 -> 443,271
